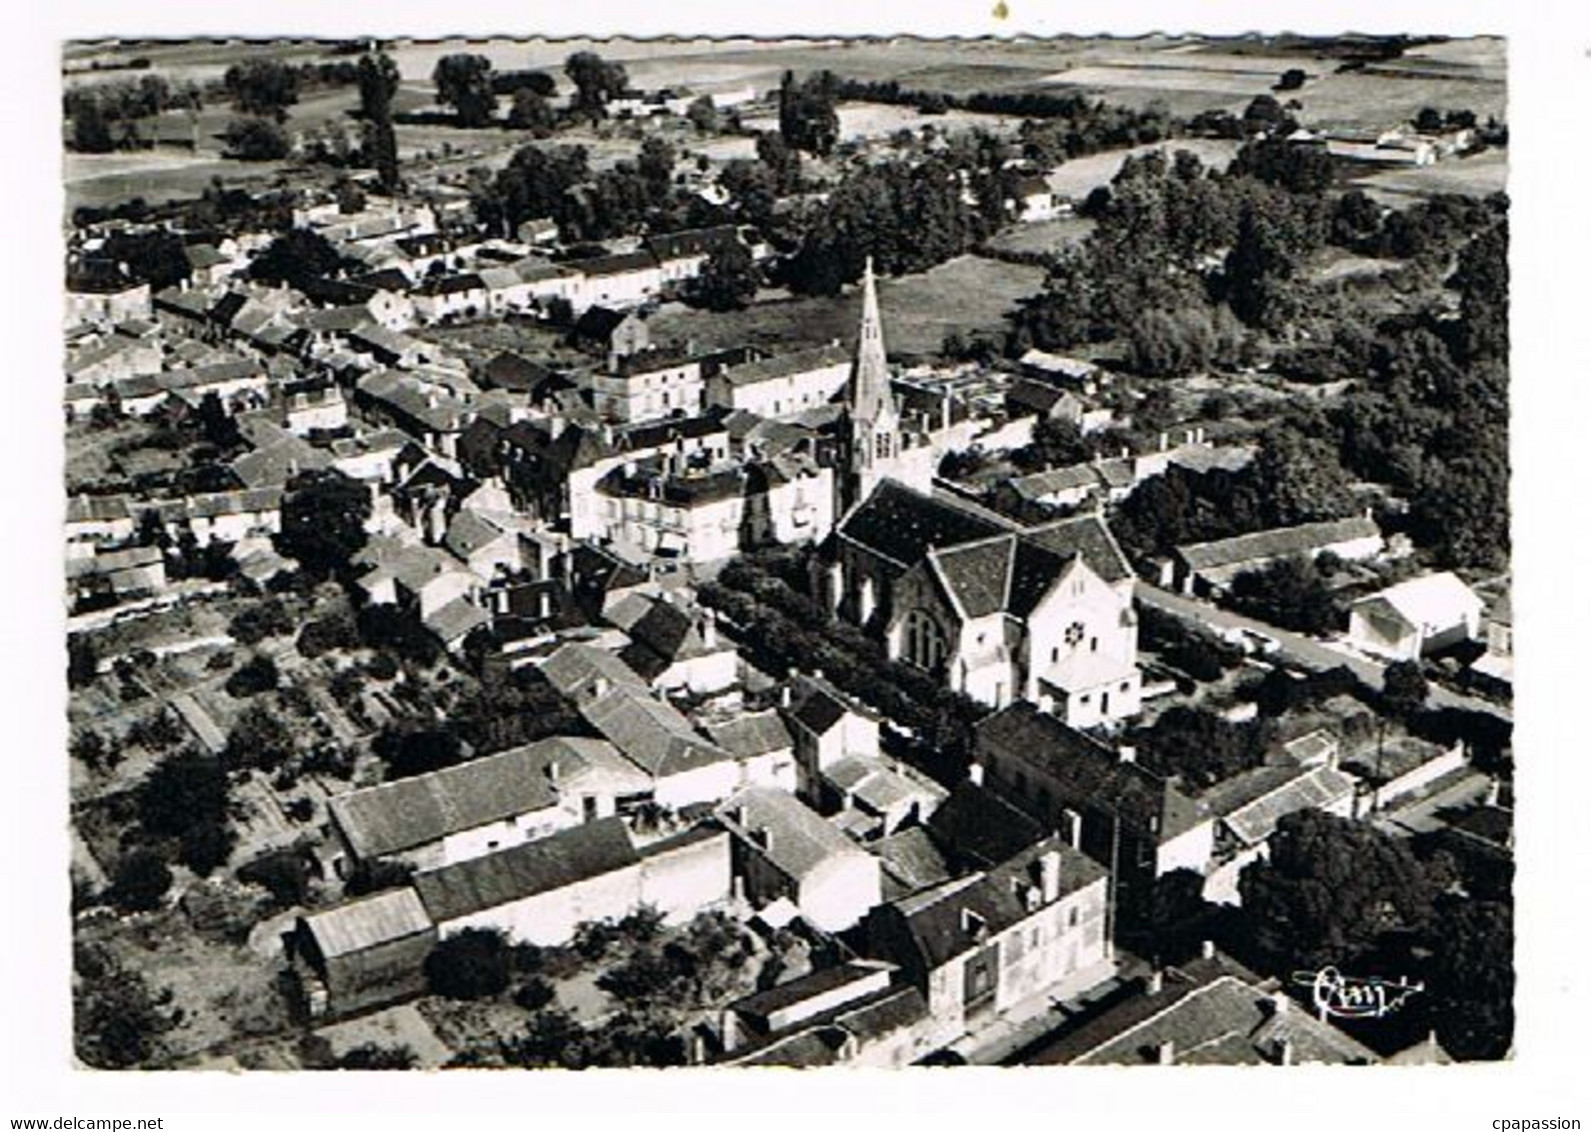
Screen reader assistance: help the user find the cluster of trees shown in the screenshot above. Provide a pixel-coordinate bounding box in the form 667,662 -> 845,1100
1225,555 -> 1343,635
1111,425 -> 1357,566
137,747 -> 235,875
1237,810 -> 1512,1060
273,468 -> 372,579
66,74 -> 202,153
475,138 -> 687,243
778,70 -> 839,156
74,940 -> 177,1068
779,148 -> 1001,296
699,550 -> 987,786
1129,705 -> 1274,790
682,242 -> 761,311
219,59 -> 306,161
564,51 -> 628,121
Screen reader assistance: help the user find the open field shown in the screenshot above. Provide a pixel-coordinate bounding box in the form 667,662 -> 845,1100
1349,147 -> 1508,206
983,215 -> 1095,257
65,36 -> 1504,211
1043,137 -> 1242,199
649,253 -> 1044,358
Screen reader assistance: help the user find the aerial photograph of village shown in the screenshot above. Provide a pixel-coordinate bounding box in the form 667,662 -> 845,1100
60,32 -> 1512,1071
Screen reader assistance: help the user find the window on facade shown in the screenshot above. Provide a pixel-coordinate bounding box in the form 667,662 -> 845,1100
1065,621 -> 1085,646
1090,637 -> 1098,652
1081,694 -> 1091,705
1068,906 -> 1080,928
903,609 -> 947,672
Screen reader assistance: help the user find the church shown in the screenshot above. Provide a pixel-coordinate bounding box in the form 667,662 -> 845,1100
834,257 -> 939,512
815,261 -> 1142,729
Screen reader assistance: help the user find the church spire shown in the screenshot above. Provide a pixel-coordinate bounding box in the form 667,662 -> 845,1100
850,256 -> 895,425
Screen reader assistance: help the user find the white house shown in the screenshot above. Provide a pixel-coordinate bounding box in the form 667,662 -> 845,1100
1348,571 -> 1485,662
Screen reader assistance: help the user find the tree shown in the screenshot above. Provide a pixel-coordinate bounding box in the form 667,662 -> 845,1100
426,929 -> 512,999
508,88 -> 555,136
225,60 -> 300,122
1241,94 -> 1292,137
74,943 -> 175,1069
249,228 -> 348,290
223,702 -> 295,771
358,49 -> 402,191
564,51 -> 628,120
682,241 -> 759,311
337,1043 -> 418,1070
1276,68 -> 1307,92
72,96 -> 116,153
375,724 -> 463,780
68,634 -> 100,688
1132,706 -> 1271,790
275,468 -> 371,580
1249,426 -> 1355,528
637,137 -> 675,204
1382,659 -> 1430,718
433,54 -> 496,127
112,849 -> 173,912
779,70 -> 839,156
1237,810 -> 1440,972
224,653 -> 279,698
222,117 -> 291,161
1425,898 -> 1513,1060
228,597 -> 293,645
686,95 -> 719,133
1227,556 -> 1341,636
138,748 -> 234,874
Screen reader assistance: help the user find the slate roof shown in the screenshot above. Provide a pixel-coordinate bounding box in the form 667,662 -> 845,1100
1177,517 -> 1381,573
444,509 -> 509,561
582,686 -> 732,778
414,817 -> 640,923
717,787 -> 872,881
301,888 -> 434,959
931,538 -> 1015,618
1024,514 -> 1134,585
1199,764 -> 1357,848
837,479 -> 1012,569
480,352 -> 555,393
872,826 -> 954,898
884,836 -> 1106,971
644,225 -> 742,262
67,494 -> 133,523
977,703 -> 1209,842
540,641 -> 648,700
328,743 -> 568,859
926,781 -> 1048,872
1031,956 -> 1380,1066
1009,463 -> 1102,501
717,344 -> 851,388
703,711 -> 793,760
785,672 -> 879,737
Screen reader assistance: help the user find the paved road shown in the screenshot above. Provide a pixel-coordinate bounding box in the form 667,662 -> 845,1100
1137,584 -> 1512,725
1372,770 -> 1492,838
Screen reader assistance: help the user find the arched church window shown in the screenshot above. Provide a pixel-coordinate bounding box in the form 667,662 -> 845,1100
903,609 -> 947,672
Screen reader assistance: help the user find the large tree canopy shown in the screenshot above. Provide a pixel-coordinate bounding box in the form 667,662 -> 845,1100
433,54 -> 497,127
275,468 -> 372,580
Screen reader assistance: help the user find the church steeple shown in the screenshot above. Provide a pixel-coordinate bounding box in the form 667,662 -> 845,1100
841,257 -> 902,511
851,256 -> 896,426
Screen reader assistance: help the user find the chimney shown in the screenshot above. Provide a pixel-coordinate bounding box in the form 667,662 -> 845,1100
719,1010 -> 742,1056
1145,970 -> 1164,996
701,608 -> 717,649
752,826 -> 773,852
591,675 -> 610,700
1277,1037 -> 1294,1067
1271,990 -> 1290,1017
940,394 -> 952,432
1485,777 -> 1502,807
1060,808 -> 1083,851
1156,1040 -> 1175,1066
1200,939 -> 1216,960
1039,849 -> 1062,904
1159,431 -> 1169,452
547,760 -> 560,787
780,684 -> 793,709
1118,745 -> 1137,765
